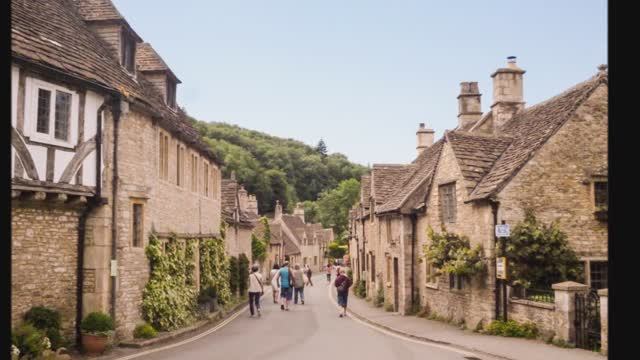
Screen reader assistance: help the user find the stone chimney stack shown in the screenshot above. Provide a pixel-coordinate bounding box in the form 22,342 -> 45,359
457,82 -> 482,130
293,202 -> 305,223
247,195 -> 259,215
491,56 -> 526,133
416,123 -> 435,155
238,186 -> 248,212
274,200 -> 283,221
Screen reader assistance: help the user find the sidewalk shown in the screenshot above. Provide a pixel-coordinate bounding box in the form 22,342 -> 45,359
343,290 -> 603,360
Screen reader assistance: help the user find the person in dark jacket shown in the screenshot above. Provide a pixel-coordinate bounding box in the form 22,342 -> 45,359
334,268 -> 353,317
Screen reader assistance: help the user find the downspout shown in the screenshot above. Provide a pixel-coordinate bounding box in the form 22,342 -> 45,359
410,213 -> 417,311
75,101 -> 108,345
491,200 -> 500,320
110,98 -> 122,321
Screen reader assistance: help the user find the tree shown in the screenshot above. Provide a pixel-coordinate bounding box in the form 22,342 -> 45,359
315,178 -> 360,238
315,139 -> 328,158
498,210 -> 583,289
251,233 -> 267,263
327,242 -> 347,259
302,200 -> 320,223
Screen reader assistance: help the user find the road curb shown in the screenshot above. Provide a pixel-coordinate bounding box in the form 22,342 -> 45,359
331,286 -> 515,360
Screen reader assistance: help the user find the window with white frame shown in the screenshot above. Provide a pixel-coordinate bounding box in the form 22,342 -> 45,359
26,78 -> 78,147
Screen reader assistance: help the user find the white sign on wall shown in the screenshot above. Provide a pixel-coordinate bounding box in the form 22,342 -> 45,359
495,224 -> 510,238
496,257 -> 507,280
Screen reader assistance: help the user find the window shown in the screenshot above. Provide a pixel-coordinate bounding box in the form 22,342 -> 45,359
425,260 -> 438,286
449,273 -> 464,290
29,79 -> 77,146
386,217 -> 392,243
370,254 -> 376,282
36,89 -> 51,133
121,29 -> 136,73
590,261 -> 608,290
166,77 -> 177,109
54,91 -> 71,141
594,181 -> 608,208
203,162 -> 209,197
176,145 -> 185,186
191,153 -> 198,192
439,183 -> 457,223
314,256 -> 318,265
386,257 -> 391,283
159,133 -> 169,180
132,203 -> 144,247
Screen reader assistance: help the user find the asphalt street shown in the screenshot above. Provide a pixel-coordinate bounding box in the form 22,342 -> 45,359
127,274 -> 495,360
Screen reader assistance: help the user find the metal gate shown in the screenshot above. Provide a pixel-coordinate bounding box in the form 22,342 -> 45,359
575,290 -> 601,351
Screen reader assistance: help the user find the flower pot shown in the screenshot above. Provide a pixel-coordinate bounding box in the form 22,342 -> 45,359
81,333 -> 109,355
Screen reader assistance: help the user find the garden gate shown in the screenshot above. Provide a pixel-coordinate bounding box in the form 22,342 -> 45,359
574,290 -> 601,351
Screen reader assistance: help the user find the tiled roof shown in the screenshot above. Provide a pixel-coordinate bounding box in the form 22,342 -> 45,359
136,42 -> 181,83
221,179 -> 238,211
281,214 -> 305,242
282,231 -> 301,255
360,175 -> 371,205
371,164 -> 415,204
11,0 -> 218,165
269,223 -> 283,245
376,140 -> 445,214
72,0 -> 122,21
445,131 -> 512,188
468,72 -> 607,200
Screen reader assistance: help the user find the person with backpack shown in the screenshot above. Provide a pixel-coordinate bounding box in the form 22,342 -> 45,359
292,264 -> 306,305
334,268 -> 353,318
274,261 -> 295,311
248,265 -> 264,317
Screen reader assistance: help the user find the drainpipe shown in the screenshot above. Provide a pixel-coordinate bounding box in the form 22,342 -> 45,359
110,98 -> 122,322
410,213 -> 417,311
75,102 -> 108,345
491,200 -> 500,320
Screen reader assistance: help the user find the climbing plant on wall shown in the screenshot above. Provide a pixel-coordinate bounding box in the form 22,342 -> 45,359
199,236 -> 232,305
251,233 -> 267,263
142,234 -> 198,331
423,226 -> 485,277
238,254 -> 250,295
228,256 -> 239,296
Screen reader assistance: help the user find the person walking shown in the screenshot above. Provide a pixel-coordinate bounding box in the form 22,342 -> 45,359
292,264 -> 306,305
270,264 -> 280,303
334,268 -> 353,318
326,263 -> 333,283
248,265 -> 264,317
304,264 -> 313,286
274,261 -> 295,311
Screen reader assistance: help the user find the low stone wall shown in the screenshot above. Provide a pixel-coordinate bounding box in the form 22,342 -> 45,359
508,298 -> 557,338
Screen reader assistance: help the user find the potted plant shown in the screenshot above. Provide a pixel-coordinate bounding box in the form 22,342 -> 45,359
80,312 -> 114,355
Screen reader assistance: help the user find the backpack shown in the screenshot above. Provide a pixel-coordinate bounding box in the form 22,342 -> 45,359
336,276 -> 351,292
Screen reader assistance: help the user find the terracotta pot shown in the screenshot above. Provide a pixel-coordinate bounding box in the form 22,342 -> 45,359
81,333 -> 108,355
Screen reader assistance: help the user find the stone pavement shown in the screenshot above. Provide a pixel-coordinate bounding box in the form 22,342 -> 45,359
343,289 -> 604,360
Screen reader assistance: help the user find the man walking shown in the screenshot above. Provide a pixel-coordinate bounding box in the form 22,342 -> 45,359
248,265 -> 263,317
292,264 -> 306,305
304,264 -> 313,286
335,268 -> 353,318
274,261 -> 294,311
326,263 -> 333,283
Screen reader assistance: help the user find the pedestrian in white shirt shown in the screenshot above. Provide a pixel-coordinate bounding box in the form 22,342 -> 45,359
270,264 -> 280,303
248,265 -> 264,317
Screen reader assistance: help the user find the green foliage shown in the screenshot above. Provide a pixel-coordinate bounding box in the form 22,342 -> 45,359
423,226 -> 485,276
302,201 -> 320,224
315,139 -> 328,157
80,312 -> 114,335
384,302 -> 395,312
24,307 -> 63,350
346,269 -> 353,279
485,320 -> 539,339
310,178 -> 361,237
12,323 -> 48,359
499,210 -> 583,289
260,217 -> 271,243
142,234 -> 198,331
228,256 -> 239,295
251,233 -> 267,263
374,287 -> 385,308
238,254 -> 250,295
327,242 -> 348,259
199,237 -> 232,305
133,323 -> 158,339
191,120 -> 366,214
353,280 -> 367,298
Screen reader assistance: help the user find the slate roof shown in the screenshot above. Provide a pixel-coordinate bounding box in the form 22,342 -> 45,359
360,175 -> 371,205
72,0 -> 122,21
221,178 -> 259,226
11,0 -> 218,164
282,230 -> 301,255
376,140 -> 445,214
136,42 -> 181,83
468,72 -> 608,201
445,131 -> 512,189
371,164 -> 415,204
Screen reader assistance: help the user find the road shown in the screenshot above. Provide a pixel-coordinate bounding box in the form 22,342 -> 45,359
125,274 -> 494,360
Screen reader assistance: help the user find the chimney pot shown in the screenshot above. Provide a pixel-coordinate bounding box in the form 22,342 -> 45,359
416,122 -> 435,155
457,82 -> 482,130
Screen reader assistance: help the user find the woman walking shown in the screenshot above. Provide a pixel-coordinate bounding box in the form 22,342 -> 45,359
334,268 -> 353,318
248,265 -> 263,317
304,264 -> 313,286
270,264 -> 280,304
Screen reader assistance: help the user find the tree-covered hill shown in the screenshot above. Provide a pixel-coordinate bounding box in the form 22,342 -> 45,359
189,118 -> 367,214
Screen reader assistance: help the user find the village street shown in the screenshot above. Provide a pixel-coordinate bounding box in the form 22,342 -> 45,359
113,274 -> 495,360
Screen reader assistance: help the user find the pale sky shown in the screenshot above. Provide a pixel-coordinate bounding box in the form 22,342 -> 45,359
113,0 -> 607,166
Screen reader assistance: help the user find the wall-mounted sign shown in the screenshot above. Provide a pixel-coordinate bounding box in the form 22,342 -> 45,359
495,224 -> 510,238
110,260 -> 118,277
496,257 -> 507,279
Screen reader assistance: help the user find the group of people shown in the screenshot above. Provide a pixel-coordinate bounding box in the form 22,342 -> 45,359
246,261 -> 352,318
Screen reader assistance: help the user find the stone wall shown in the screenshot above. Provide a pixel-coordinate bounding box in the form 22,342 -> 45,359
11,203 -> 83,339
508,299 -> 557,337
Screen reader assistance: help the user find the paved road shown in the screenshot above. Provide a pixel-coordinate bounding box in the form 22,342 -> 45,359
128,274 -> 495,360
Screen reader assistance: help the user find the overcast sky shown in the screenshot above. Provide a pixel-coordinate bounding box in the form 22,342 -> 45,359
113,0 -> 607,166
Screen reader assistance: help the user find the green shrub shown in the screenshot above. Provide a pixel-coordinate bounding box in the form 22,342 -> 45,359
228,256 -> 239,295
133,323 -> 158,339
485,320 -> 538,339
353,280 -> 366,298
384,302 -> 395,312
374,287 -> 385,307
347,269 -> 353,280
24,306 -> 64,350
238,254 -> 250,295
12,323 -> 48,358
80,312 -> 114,335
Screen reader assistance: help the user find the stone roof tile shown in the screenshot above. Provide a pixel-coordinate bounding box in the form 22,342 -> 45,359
371,164 -> 415,204
136,42 -> 181,83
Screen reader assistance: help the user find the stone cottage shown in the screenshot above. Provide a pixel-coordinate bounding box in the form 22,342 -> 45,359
11,0 -> 223,341
221,174 -> 260,259
350,58 -> 608,341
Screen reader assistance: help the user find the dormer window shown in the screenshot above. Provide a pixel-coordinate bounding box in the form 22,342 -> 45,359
121,28 -> 136,74
166,77 -> 177,109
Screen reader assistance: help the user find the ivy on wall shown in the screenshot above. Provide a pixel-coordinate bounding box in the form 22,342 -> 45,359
238,254 -> 249,295
423,226 -> 485,277
142,234 -> 198,331
199,236 -> 232,305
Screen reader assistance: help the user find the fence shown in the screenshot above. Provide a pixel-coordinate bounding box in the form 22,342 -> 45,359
510,286 -> 555,303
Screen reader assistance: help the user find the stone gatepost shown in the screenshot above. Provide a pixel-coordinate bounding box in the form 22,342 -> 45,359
598,288 -> 608,355
552,281 -> 589,343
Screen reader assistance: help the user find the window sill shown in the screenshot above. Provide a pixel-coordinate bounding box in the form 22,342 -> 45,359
27,134 -> 75,149
425,283 -> 439,290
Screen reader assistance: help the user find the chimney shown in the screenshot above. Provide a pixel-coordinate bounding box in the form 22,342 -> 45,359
490,56 -> 526,133
293,202 -> 305,223
238,186 -> 248,212
457,82 -> 482,130
274,200 -> 283,220
247,195 -> 259,215
416,123 -> 435,155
